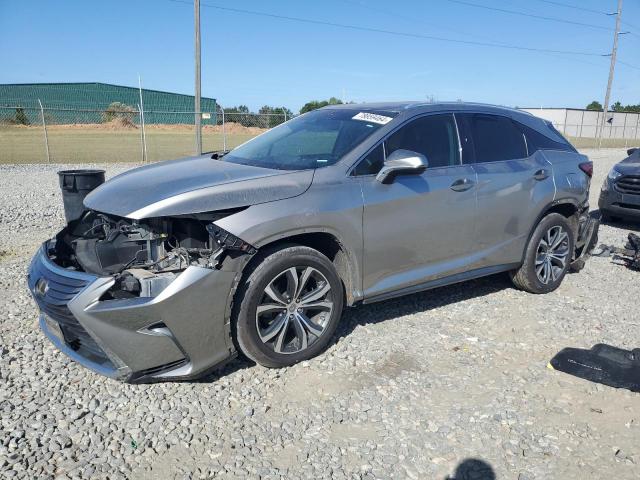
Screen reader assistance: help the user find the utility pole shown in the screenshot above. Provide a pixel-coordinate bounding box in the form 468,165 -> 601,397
194,0 -> 202,155
599,0 -> 623,148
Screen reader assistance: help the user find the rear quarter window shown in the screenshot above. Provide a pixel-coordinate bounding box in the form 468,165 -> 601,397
516,121 -> 576,154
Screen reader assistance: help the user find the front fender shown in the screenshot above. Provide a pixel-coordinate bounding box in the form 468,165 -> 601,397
215,179 -> 365,302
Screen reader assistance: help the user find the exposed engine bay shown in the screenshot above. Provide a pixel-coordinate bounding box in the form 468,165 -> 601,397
49,209 -> 256,299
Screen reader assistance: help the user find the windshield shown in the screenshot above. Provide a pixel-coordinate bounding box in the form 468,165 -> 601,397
224,108 -> 397,170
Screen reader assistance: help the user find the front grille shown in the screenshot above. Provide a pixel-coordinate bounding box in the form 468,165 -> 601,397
615,175 -> 640,195
29,250 -> 113,366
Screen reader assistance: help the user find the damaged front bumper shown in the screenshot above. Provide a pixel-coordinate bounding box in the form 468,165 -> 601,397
28,242 -> 238,382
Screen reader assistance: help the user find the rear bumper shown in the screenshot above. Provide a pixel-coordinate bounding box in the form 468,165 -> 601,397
28,242 -> 237,383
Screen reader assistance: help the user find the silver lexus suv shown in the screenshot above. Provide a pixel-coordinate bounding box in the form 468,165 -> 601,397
28,102 -> 599,382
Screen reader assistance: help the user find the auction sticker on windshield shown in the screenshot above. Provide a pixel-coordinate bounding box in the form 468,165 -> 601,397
352,112 -> 393,125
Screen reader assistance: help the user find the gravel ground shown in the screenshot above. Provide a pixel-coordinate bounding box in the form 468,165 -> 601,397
1,149 -> 639,479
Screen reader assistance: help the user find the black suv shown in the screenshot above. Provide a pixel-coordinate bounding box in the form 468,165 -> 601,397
599,147 -> 640,222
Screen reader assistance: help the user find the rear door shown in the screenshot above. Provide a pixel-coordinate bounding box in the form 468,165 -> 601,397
356,113 -> 478,299
458,113 -> 556,267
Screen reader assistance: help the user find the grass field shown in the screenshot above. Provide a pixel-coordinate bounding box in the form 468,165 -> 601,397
0,126 -> 258,164
0,125 -> 636,165
568,136 -> 637,149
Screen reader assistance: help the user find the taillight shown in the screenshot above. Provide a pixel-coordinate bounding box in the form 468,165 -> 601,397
579,161 -> 593,177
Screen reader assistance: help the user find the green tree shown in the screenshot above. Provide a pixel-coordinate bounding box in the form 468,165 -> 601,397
299,97 -> 344,114
611,101 -> 624,112
259,105 -> 294,127
224,105 -> 250,114
617,103 -> 640,113
223,105 -> 252,126
15,107 -> 29,125
586,101 -> 602,111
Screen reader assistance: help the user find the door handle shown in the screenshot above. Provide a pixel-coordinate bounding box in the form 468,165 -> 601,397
534,169 -> 550,181
450,178 -> 475,192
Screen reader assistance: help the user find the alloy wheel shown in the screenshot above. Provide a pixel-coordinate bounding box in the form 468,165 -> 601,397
255,266 -> 334,354
535,225 -> 570,284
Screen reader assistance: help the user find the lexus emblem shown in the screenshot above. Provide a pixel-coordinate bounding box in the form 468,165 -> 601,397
35,278 -> 49,297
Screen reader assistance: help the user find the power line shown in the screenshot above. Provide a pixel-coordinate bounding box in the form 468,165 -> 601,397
166,0 -> 605,57
336,0 -> 608,69
618,59 -> 640,70
443,0 -> 614,31
621,20 -> 640,31
526,0 -> 611,16
338,0 -> 512,45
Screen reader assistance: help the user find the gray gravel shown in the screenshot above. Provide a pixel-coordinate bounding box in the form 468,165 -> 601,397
1,149 -> 639,479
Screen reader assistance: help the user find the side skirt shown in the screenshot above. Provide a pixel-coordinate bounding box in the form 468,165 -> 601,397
362,263 -> 520,305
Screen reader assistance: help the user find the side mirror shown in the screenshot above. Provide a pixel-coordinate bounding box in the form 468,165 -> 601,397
376,149 -> 428,184
627,147 -> 638,157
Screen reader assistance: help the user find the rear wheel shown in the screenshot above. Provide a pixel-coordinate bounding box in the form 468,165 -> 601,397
233,245 -> 344,368
511,213 -> 575,294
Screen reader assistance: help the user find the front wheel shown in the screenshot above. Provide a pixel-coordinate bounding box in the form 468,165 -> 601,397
511,213 -> 575,294
233,245 -> 344,368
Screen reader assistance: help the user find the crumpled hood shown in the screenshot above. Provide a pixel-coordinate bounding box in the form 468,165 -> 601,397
84,155 -> 314,219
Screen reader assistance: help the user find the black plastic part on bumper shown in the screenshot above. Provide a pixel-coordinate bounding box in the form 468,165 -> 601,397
39,315 -> 123,379
28,245 -> 130,380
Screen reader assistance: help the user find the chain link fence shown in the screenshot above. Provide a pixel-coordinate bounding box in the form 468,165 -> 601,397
0,104 -> 288,164
6,103 -> 634,165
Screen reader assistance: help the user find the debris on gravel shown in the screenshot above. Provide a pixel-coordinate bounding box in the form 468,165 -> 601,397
0,150 -> 638,479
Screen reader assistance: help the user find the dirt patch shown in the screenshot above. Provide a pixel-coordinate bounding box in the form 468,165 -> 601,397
0,249 -> 14,262
103,117 -> 137,129
1,122 -> 268,135
203,122 -> 267,135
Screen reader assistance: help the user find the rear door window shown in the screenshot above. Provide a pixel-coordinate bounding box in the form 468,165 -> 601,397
467,114 -> 527,162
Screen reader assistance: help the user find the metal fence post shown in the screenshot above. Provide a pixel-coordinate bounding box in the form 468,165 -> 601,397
137,104 -> 145,164
221,108 -> 226,151
140,106 -> 147,164
38,99 -> 51,164
623,113 -> 628,148
138,77 -> 148,163
579,110 -> 584,139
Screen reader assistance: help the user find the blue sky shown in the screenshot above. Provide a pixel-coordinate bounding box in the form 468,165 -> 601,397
1,0 -> 638,112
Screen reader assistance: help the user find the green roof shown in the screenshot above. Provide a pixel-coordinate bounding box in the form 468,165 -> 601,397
0,82 -> 217,125
0,82 -> 216,111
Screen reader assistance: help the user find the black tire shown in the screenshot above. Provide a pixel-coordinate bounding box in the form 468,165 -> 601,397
511,213 -> 575,294
233,245 -> 344,368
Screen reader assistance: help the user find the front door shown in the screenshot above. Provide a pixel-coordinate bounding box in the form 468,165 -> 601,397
356,113 -> 478,299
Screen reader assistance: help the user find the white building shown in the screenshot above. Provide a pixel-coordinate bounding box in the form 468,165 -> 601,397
521,108 -> 640,140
